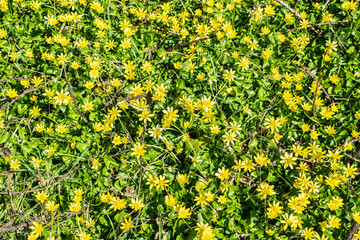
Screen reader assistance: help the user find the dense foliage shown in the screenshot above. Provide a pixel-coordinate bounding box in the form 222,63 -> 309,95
1,0 -> 360,239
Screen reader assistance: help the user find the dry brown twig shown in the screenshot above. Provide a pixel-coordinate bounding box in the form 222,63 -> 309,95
241,1 -> 264,31
166,37 -> 209,52
0,164 -> 82,195
0,77 -> 58,112
285,20 -> 351,33
275,0 -> 321,35
347,222 -> 360,240
64,68 -> 88,123
0,210 -> 86,234
137,94 -> 152,196
294,63 -> 334,103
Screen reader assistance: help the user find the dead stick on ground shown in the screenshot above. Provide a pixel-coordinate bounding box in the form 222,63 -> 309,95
248,98 -> 276,146
0,164 -> 82,195
0,77 -> 58,111
323,0 -> 331,10
285,20 -> 351,33
241,1 -> 264,31
347,222 -> 360,240
275,0 -> 321,35
0,210 -> 86,234
312,72 -> 321,118
166,37 -> 209,52
137,94 -> 152,196
295,63 -> 333,103
117,93 -> 149,105
64,68 -> 88,123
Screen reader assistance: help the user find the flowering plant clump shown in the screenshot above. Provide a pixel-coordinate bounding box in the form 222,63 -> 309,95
1,0 -> 360,239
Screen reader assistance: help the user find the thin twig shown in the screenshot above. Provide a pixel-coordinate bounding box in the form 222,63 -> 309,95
0,164 -> 82,195
0,77 -> 33,84
275,0 -> 321,35
127,102 -> 145,111
0,78 -> 58,111
344,181 -> 360,198
312,72 -> 322,118
289,230 -> 304,239
248,98 -> 276,145
344,153 -> 360,163
322,0 -> 331,10
137,94 -> 152,196
166,37 -> 209,52
0,210 -> 86,234
117,93 -> 150,105
285,20 -> 351,33
64,68 -> 88,123
292,0 -> 300,9
295,63 -> 333,103
347,222 -> 360,240
241,1 -> 264,30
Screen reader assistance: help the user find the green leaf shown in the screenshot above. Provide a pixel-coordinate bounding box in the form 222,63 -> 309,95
76,143 -> 89,152
104,155 -> 119,168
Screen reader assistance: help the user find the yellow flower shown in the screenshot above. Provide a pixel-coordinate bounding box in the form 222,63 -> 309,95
31,157 -> 41,168
120,217 -> 134,232
131,142 -> 146,159
142,61 -> 153,74
7,89 -> 18,98
261,26 -> 271,35
177,173 -> 189,185
325,125 -> 336,135
223,69 -> 235,81
129,198 -> 145,211
29,106 -> 41,117
257,182 -> 275,199
56,124 -> 67,134
25,49 -> 34,58
155,175 -> 169,190
218,195 -> 227,204
165,195 -> 177,207
29,222 -> 44,237
27,232 -> 38,240
280,152 -> 296,169
215,167 -> 230,180
262,48 -> 273,59
0,29 -> 7,38
328,215 -> 341,229
310,130 -> 320,140
328,197 -> 344,211
178,206 -> 191,219
92,158 -> 101,170
110,197 -> 127,211
10,52 -> 19,61
10,159 -> 21,170
69,202 -> 81,213
353,211 -> 360,223
267,201 -> 283,219
78,233 -> 92,240
45,201 -> 59,212
344,163 -> 358,178
254,153 -> 270,166
355,112 -> 360,120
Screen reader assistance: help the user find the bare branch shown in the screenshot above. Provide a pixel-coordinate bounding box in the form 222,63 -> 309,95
64,68 -> 88,123
0,164 -> 82,195
0,210 -> 86,234
166,37 -> 209,52
275,0 -> 321,35
347,222 -> 360,240
0,77 -> 58,112
294,63 -> 334,103
285,20 -> 351,33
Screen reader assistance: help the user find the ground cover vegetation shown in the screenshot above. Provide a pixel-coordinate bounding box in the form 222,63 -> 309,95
1,0 -> 360,239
